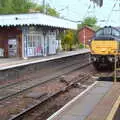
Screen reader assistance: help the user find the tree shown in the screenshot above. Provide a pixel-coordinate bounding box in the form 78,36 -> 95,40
29,3 -> 60,17
0,0 -> 59,17
61,30 -> 74,51
0,0 -> 34,14
46,4 -> 59,17
82,17 -> 97,27
0,0 -> 13,14
78,17 -> 100,31
12,0 -> 34,13
90,0 -> 103,7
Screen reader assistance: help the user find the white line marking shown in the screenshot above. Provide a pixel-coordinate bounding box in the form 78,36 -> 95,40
47,81 -> 98,120
106,95 -> 120,120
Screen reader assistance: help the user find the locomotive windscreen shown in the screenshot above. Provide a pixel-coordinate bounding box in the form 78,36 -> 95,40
94,27 -> 120,40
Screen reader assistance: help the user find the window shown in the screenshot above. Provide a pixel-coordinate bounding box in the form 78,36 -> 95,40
112,29 -> 120,37
27,36 -> 32,47
24,34 -> 43,57
104,27 -> 111,35
96,29 -> 104,37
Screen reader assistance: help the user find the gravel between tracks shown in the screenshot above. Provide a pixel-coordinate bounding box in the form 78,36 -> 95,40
0,64 -> 97,120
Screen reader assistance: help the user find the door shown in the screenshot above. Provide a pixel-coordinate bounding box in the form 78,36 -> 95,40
49,35 -> 56,54
8,39 -> 17,57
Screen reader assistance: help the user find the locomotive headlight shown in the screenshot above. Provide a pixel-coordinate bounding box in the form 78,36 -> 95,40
108,57 -> 114,62
108,57 -> 113,62
93,57 -> 97,61
91,56 -> 97,61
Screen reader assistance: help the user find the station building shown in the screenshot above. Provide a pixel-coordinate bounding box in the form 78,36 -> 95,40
0,13 -> 77,59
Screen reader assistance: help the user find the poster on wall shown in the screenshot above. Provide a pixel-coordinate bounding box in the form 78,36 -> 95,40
0,48 -> 4,57
8,39 -> 17,57
27,48 -> 33,57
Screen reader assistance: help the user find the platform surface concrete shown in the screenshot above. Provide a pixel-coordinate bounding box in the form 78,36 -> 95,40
48,81 -> 113,120
0,49 -> 89,70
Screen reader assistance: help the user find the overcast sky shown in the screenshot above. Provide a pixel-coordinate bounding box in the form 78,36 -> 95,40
34,0 -> 120,27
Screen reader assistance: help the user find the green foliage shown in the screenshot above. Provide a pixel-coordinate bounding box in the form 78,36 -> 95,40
0,0 -> 32,14
73,30 -> 79,44
61,30 -> 76,51
79,43 -> 84,48
12,0 -> 33,13
78,17 -> 100,31
92,25 -> 101,31
60,29 -> 80,51
46,4 -> 59,17
82,17 -> 97,27
84,17 -> 97,27
0,0 -> 59,17
0,0 -> 13,14
77,17 -> 100,47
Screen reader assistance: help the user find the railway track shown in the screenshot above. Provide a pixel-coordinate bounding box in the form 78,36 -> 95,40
0,59 -> 90,101
0,53 -> 89,87
0,58 -> 81,89
0,62 -> 114,120
9,72 -> 92,120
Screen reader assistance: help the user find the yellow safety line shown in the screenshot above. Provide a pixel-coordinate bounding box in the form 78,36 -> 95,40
106,96 -> 120,120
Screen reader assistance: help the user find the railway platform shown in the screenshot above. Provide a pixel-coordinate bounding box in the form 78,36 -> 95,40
0,48 -> 90,86
0,48 -> 89,70
48,81 -> 120,120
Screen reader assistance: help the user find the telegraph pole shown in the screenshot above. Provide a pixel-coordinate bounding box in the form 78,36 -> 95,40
43,0 -> 46,14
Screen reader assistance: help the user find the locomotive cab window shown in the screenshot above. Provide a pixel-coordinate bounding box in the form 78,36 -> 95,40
104,27 -> 111,35
112,29 -> 120,37
96,29 -> 104,37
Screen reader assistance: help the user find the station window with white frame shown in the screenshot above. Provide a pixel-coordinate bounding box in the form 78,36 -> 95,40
24,34 -> 43,57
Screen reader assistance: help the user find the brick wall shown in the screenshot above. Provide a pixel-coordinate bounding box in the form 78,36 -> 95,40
0,27 -> 22,57
78,27 -> 95,45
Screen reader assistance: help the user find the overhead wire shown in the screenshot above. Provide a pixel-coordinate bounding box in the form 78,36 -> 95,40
83,4 -> 92,18
82,2 -> 97,20
47,0 -> 56,8
105,0 -> 119,25
62,2 -> 93,22
46,0 -> 89,22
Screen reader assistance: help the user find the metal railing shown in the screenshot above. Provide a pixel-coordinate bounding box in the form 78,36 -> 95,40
114,49 -> 120,82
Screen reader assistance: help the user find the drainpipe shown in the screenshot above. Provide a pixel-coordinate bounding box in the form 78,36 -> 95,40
43,30 -> 47,56
22,31 -> 28,59
83,28 -> 86,48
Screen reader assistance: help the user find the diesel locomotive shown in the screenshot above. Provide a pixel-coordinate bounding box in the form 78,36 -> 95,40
90,26 -> 120,69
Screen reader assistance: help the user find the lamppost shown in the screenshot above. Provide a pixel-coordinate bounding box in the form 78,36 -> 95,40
83,27 -> 86,48
43,0 -> 46,14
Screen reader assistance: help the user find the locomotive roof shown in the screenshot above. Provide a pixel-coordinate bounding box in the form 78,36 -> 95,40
102,26 -> 120,32
93,26 -> 120,41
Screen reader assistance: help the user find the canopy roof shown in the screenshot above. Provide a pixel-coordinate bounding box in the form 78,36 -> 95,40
0,13 -> 77,30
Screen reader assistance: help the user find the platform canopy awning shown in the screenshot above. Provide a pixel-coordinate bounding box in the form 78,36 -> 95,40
0,13 -> 77,30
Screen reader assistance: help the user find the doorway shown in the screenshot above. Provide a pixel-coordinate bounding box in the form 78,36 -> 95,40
8,39 -> 17,57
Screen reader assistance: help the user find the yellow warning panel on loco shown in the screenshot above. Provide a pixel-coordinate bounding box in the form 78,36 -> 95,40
91,40 -> 118,55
